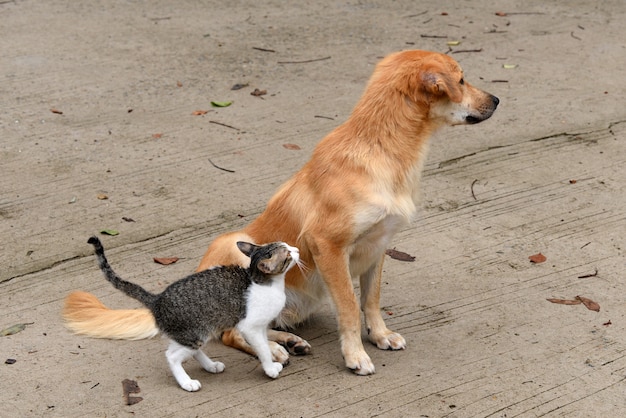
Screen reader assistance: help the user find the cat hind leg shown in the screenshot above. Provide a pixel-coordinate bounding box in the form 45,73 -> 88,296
193,349 -> 225,374
166,340 -> 202,392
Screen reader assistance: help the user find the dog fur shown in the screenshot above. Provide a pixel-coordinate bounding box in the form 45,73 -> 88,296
64,50 -> 498,375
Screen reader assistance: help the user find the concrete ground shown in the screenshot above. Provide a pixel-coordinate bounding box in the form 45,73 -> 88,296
2,0 -> 626,416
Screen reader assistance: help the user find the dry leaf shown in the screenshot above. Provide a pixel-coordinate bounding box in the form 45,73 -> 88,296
0,323 -> 32,337
529,253 -> 546,263
154,257 -> 179,265
576,295 -> 600,312
192,110 -> 209,115
495,11 -> 507,16
546,298 -> 582,305
122,379 -> 143,405
385,248 -> 416,262
283,143 -> 301,150
50,108 -> 63,115
251,88 -> 267,96
97,193 -> 108,200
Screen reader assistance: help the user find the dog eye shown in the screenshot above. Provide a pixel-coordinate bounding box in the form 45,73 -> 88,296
460,78 -> 465,85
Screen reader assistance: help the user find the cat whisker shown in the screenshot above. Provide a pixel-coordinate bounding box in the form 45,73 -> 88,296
295,259 -> 310,275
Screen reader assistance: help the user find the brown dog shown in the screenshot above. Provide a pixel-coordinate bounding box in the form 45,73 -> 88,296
64,50 -> 498,375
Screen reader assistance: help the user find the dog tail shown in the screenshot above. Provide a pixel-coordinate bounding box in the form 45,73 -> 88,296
62,291 -> 159,340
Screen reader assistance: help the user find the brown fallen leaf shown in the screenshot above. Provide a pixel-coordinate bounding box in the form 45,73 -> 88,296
546,298 -> 582,305
529,253 -> 546,263
495,11 -> 507,16
50,108 -> 63,115
97,193 -> 108,200
576,295 -> 600,312
251,88 -> 267,96
283,143 -> 301,150
385,248 -> 416,262
192,110 -> 209,116
122,379 -> 143,406
154,257 -> 179,265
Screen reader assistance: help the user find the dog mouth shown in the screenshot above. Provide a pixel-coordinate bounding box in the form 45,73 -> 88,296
465,95 -> 499,124
465,115 -> 484,124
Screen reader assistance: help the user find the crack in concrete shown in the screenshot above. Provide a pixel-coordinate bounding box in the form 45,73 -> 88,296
436,120 -> 626,170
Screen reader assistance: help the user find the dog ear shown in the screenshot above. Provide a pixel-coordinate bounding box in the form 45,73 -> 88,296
422,72 -> 463,103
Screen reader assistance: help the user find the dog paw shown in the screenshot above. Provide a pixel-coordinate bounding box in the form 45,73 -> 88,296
370,330 -> 406,351
263,361 -> 283,379
345,352 -> 376,375
269,341 -> 290,365
180,379 -> 202,392
271,330 -> 312,355
283,336 -> 311,355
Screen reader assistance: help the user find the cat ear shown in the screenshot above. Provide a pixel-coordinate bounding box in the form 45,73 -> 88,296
236,241 -> 258,257
258,260 -> 274,274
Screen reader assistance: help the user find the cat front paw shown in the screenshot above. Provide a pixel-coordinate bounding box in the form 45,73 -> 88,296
263,361 -> 283,379
205,361 -> 225,374
180,379 -> 202,392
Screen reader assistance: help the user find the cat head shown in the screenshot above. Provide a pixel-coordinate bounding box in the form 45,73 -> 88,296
236,241 -> 299,278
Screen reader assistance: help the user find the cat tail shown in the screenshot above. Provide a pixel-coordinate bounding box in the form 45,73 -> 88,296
87,236 -> 158,307
63,291 -> 159,340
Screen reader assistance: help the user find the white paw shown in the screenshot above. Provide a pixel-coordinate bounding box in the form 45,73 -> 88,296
263,362 -> 283,379
205,361 -> 225,374
345,351 -> 376,375
371,331 -> 406,351
269,341 -> 290,365
180,379 -> 202,392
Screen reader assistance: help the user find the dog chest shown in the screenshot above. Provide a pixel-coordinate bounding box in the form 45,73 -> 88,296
349,213 -> 407,276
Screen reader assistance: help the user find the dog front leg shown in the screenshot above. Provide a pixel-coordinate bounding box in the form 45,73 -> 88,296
360,255 -> 406,350
313,245 -> 376,375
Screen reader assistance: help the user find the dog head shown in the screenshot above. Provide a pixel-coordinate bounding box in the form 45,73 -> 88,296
377,50 -> 499,126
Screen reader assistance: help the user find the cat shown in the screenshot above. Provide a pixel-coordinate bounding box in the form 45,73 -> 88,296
86,236 -> 299,392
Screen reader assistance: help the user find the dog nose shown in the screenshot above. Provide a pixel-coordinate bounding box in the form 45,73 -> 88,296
491,95 -> 500,107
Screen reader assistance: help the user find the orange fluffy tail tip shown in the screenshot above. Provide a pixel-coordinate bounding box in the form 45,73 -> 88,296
62,291 -> 159,340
